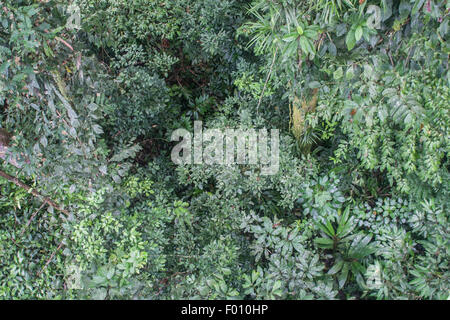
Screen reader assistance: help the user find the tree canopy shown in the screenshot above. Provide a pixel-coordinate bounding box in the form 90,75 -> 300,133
0,0 -> 448,300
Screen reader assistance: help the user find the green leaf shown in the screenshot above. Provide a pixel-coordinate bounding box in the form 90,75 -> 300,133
0,61 -> 10,74
300,36 -> 315,55
314,237 -> 334,249
333,67 -> 343,80
91,288 -> 107,300
328,42 -> 337,56
222,267 -> 231,276
40,136 -> 48,148
328,260 -> 344,275
346,67 -> 354,80
283,32 -> 298,42
228,289 -> 239,297
399,0 -> 412,17
355,26 -> 363,42
199,286 -> 209,296
272,280 -> 281,291
338,263 -> 350,288
325,219 -> 336,236
99,165 -> 107,175
308,81 -> 321,89
337,207 -> 351,235
346,30 -> 356,50
404,113 -> 413,125
304,29 -> 318,40
412,0 -> 426,15
283,40 -> 298,58
92,124 -> 104,134
378,106 -> 388,123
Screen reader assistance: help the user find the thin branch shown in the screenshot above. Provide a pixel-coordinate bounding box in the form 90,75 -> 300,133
257,46 -> 279,114
37,239 -> 64,277
0,170 -> 69,215
55,36 -> 74,51
20,202 -> 47,236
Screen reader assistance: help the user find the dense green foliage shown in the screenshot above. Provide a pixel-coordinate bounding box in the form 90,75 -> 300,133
0,0 -> 448,299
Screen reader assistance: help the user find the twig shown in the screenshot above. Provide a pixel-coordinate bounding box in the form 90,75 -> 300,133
257,46 -> 278,114
37,239 -> 64,277
0,170 -> 69,215
55,36 -> 74,51
43,29 -> 74,52
388,50 -> 394,67
20,202 -> 47,236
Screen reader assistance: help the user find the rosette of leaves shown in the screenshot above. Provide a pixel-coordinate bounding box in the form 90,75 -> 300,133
315,207 -> 377,289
